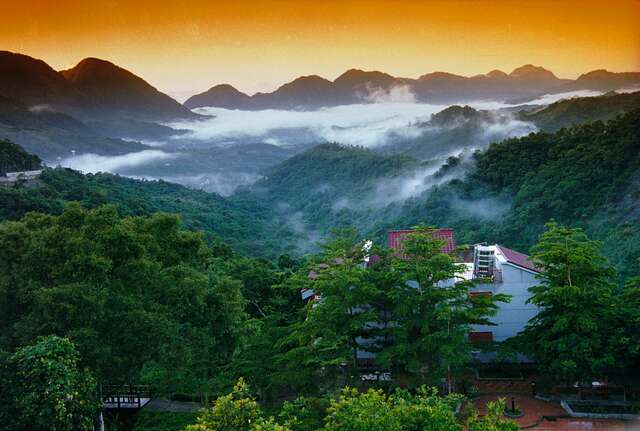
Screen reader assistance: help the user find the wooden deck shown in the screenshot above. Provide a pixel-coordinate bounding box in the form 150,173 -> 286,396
101,384 -> 151,410
103,396 -> 151,409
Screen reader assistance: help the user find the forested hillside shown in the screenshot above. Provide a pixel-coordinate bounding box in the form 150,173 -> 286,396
2,97 -> 640,431
233,109 -> 640,279
238,143 -> 425,249
521,90 -> 640,131
385,109 -> 640,279
5,105 -> 639,279
0,139 -> 42,174
0,159 -> 276,255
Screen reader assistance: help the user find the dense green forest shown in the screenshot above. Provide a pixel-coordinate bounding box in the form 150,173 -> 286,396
383,108 -> 640,279
0,164 -> 284,256
521,90 -> 640,131
1,102 -> 640,430
1,211 -> 638,430
239,143 -> 422,239
0,139 -> 42,174
4,106 -> 639,277
0,208 -> 519,430
238,109 -> 640,280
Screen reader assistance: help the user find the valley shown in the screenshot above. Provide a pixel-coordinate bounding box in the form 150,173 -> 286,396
2,2 -> 640,430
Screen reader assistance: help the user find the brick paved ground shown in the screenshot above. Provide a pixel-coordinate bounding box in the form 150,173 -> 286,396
467,374 -> 537,394
472,394 -> 566,427
472,394 -> 639,430
529,417 -> 640,430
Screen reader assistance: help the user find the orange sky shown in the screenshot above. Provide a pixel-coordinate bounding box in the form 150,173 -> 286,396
3,0 -> 640,100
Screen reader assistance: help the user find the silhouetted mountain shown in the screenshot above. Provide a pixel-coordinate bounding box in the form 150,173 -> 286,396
333,69 -> 400,96
189,64 -> 640,110
184,84 -> 252,109
509,64 -> 558,81
413,65 -> 568,103
252,75 -> 340,109
0,51 -> 194,122
0,51 -> 84,108
61,58 -> 195,120
566,69 -> 640,92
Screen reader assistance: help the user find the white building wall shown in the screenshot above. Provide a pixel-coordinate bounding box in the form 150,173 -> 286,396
470,263 -> 539,342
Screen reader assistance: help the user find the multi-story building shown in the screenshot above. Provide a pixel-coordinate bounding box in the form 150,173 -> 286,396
464,244 -> 540,344
301,229 -> 541,365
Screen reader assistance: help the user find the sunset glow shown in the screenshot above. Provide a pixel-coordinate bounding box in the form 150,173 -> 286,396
3,0 -> 640,99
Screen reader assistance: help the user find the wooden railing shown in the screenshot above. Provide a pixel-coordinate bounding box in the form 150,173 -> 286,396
473,268 -> 502,283
101,384 -> 151,409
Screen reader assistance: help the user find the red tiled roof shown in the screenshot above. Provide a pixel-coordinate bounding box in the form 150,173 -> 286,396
497,245 -> 540,273
469,331 -> 493,344
388,229 -> 456,254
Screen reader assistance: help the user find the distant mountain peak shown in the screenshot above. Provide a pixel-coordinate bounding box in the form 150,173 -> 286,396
60,57 -> 194,120
335,68 -> 367,79
577,69 -> 611,79
184,84 -> 250,109
571,68 -> 640,91
0,50 -> 83,107
418,71 -> 465,81
283,75 -> 332,86
486,69 -> 508,78
509,64 -> 557,79
430,105 -> 485,127
62,57 -> 149,88
210,83 -> 245,92
334,68 -> 394,83
184,61 -> 639,110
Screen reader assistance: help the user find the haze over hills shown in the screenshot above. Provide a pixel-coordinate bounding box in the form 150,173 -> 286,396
520,90 -> 640,131
0,51 -> 198,160
185,64 -> 640,110
4,4 -> 640,429
0,94 -> 148,159
1,49 -> 640,199
231,107 -> 640,276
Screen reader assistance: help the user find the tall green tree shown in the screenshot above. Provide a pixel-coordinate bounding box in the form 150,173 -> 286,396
280,227 -> 507,392
279,229 -> 378,391
0,204 -> 247,396
5,336 -> 100,431
183,378 -> 290,431
518,222 -> 618,383
182,382 -> 517,431
323,386 -> 463,431
378,227 -> 508,388
608,272 -> 640,375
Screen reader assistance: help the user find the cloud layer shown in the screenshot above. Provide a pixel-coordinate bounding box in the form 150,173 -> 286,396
59,150 -> 176,173
169,101 -> 532,148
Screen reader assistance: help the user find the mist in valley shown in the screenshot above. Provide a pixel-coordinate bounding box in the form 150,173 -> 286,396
55,85 -> 624,219
58,101 -> 538,196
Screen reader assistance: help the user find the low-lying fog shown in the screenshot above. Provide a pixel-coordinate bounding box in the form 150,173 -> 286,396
58,89 -> 618,196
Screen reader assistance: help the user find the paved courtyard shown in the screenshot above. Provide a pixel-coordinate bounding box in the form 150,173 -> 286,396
473,394 -> 565,427
472,394 -> 639,430
529,417 -> 640,430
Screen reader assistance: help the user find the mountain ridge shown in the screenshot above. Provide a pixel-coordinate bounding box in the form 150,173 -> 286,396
60,57 -> 195,120
0,51 -> 195,122
185,64 -> 639,110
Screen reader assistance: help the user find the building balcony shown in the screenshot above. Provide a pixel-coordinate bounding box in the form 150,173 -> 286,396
473,268 -> 502,283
